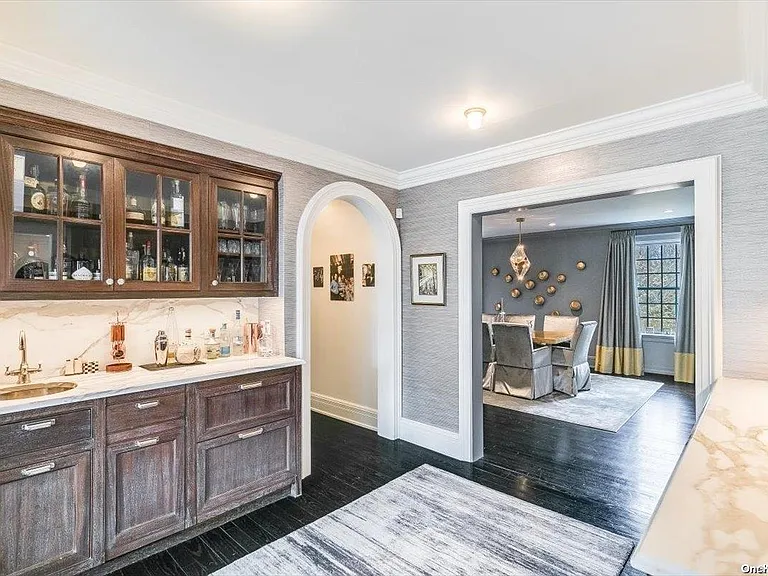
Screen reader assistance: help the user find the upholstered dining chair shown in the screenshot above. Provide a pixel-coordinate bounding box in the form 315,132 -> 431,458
551,321 -> 598,396
543,314 -> 579,334
482,322 -> 495,391
492,323 -> 552,399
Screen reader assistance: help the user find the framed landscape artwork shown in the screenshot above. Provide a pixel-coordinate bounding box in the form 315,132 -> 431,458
410,253 -> 446,305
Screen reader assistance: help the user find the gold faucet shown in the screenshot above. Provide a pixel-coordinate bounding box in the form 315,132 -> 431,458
5,331 -> 42,385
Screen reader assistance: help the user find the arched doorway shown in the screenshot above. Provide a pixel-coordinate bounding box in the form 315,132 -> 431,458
296,182 -> 402,476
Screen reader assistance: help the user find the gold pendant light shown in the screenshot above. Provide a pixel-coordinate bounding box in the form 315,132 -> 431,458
509,217 -> 531,282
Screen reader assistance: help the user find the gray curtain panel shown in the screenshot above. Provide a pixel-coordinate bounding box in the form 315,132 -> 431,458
595,230 -> 644,376
674,224 -> 695,383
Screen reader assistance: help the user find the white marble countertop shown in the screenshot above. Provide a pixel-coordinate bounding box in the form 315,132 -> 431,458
631,377 -> 768,575
0,355 -> 304,415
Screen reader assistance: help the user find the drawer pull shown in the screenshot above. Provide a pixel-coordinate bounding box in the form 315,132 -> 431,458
135,400 -> 160,410
238,428 -> 264,440
134,436 -> 160,448
21,462 -> 55,477
21,418 -> 56,432
239,382 -> 263,390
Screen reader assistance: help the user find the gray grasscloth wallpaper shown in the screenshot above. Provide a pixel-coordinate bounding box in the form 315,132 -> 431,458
0,80 -> 397,360
401,108 -> 768,432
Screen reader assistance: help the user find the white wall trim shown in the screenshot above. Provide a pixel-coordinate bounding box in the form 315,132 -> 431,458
311,392 -> 378,431
0,42 -> 400,189
457,157 -> 723,462
398,418 -> 462,460
399,83 -> 763,189
0,41 -> 762,193
296,182 -> 402,478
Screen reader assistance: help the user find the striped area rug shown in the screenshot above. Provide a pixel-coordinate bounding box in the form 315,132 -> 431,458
214,464 -> 633,576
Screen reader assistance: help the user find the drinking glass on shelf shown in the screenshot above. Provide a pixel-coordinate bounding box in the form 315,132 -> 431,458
218,200 -> 232,230
218,239 -> 228,254
227,239 -> 240,255
231,202 -> 241,232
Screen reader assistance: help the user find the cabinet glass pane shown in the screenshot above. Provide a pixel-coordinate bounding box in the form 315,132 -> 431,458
127,229 -> 157,282
243,192 -> 266,235
161,233 -> 191,282
125,170 -> 156,225
12,150 -> 58,216
217,236 -> 241,283
12,218 -> 57,280
63,159 -> 101,221
217,188 -> 242,232
63,223 -> 101,281
243,240 -> 265,283
162,177 -> 190,230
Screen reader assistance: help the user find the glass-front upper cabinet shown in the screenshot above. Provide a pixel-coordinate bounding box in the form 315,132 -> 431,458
115,160 -> 200,291
208,177 -> 276,293
1,136 -> 113,292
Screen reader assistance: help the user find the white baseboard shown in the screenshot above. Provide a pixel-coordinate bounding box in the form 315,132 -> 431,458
311,392 -> 377,431
399,417 -> 462,459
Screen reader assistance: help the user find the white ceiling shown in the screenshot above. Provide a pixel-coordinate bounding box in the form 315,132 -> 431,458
0,1 -> 745,176
482,186 -> 694,238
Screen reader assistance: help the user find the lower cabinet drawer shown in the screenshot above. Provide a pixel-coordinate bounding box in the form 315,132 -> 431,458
0,450 -> 93,576
0,408 -> 92,460
105,422 -> 186,559
196,417 -> 296,522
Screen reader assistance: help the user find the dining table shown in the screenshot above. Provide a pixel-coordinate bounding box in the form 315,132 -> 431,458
532,330 -> 573,346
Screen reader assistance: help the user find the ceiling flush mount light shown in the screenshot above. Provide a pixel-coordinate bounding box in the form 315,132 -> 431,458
464,107 -> 486,130
664,209 -> 674,214
548,222 -> 557,227
509,217 -> 531,282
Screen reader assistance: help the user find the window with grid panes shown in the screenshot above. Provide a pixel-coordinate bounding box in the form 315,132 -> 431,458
635,242 -> 680,335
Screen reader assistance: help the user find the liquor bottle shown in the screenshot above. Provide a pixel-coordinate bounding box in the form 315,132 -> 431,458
232,309 -> 244,356
125,232 -> 140,280
62,242 -> 72,280
258,320 -> 273,357
94,259 -> 102,281
176,245 -> 189,282
169,179 -> 185,228
27,164 -> 48,214
141,241 -> 157,282
161,249 -> 177,282
205,328 -> 220,360
219,323 -> 231,357
126,195 -> 145,223
71,173 -> 91,219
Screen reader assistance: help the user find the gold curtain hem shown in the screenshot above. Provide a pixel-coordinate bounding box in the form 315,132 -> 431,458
595,346 -> 644,377
674,352 -> 695,384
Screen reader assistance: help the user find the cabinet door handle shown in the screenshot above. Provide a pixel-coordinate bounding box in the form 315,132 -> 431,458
211,280 -> 219,287
238,428 -> 264,440
117,278 -> 126,286
21,462 -> 55,477
105,278 -> 114,286
135,400 -> 160,410
21,418 -> 56,431
239,382 -> 263,390
134,437 -> 160,448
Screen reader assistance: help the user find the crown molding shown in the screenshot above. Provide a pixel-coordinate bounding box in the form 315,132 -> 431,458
0,43 -> 764,193
398,82 -> 766,190
0,42 -> 400,189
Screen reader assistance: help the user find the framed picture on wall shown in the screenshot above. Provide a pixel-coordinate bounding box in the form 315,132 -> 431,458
410,253 -> 446,305
330,253 -> 354,301
362,263 -> 375,287
313,267 -> 324,288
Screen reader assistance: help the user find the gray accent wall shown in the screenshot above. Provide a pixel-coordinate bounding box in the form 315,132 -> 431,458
400,108 -> 768,433
0,80 -> 397,359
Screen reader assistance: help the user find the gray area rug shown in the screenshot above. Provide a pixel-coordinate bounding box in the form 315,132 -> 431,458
484,373 -> 664,432
214,464 -> 633,576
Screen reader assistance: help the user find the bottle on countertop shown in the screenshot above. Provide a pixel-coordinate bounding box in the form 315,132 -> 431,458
232,309 -> 244,356
205,328 -> 220,360
176,329 -> 201,365
257,320 -> 273,357
219,323 -> 231,358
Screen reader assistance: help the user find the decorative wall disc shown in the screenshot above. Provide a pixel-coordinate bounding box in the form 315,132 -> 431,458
491,267 -> 500,276
537,270 -> 549,281
551,310 -> 561,316
557,273 -> 567,283
524,279 -> 536,290
569,299 -> 582,312
504,273 -> 513,283
510,288 -> 521,298
534,295 -> 545,306
546,285 -> 556,295
576,261 -> 586,271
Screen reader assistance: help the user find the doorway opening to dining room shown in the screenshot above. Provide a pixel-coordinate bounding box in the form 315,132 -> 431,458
457,157 -> 722,466
296,181 -> 402,478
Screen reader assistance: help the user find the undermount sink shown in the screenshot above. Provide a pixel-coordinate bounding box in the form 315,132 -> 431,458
0,382 -> 78,401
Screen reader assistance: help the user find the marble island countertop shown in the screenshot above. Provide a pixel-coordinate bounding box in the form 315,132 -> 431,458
631,377 -> 768,576
0,355 -> 304,415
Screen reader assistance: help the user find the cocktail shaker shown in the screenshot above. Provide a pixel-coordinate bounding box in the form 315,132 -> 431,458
154,330 -> 169,366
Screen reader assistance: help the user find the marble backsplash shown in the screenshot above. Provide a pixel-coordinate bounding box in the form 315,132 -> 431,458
0,297 -> 284,381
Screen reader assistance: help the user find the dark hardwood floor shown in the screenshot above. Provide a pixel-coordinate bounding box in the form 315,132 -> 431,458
114,378 -> 694,576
